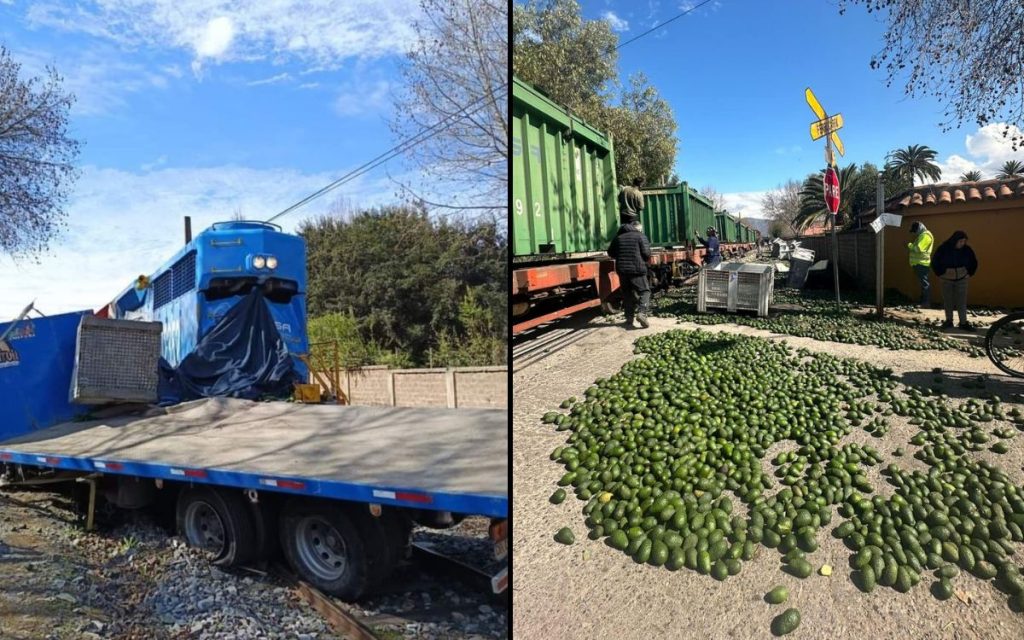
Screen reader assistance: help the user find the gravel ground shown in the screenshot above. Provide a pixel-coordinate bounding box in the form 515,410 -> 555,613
513,309 -> 1024,640
0,489 -> 505,640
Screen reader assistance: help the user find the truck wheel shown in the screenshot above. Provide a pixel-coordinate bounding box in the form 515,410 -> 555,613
355,510 -> 411,589
176,487 -> 258,567
280,502 -> 370,600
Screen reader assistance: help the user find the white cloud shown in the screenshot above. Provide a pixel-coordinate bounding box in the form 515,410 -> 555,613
721,191 -> 770,219
24,0 -> 423,72
0,163 -> 415,318
11,46 -> 175,116
930,122 -> 1024,182
140,155 -> 168,172
194,16 -> 236,59
774,145 -> 802,156
334,80 -> 390,116
602,11 -> 629,32
298,82 -> 321,90
247,72 -> 292,86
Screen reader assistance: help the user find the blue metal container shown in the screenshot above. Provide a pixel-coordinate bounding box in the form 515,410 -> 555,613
0,310 -> 92,442
108,221 -> 308,379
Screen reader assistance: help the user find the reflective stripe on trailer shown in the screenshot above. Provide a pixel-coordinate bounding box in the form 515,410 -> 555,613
0,453 -> 11,460
36,456 -> 60,465
491,566 -> 508,594
258,478 -> 307,491
93,461 -> 124,471
372,489 -> 433,504
169,468 -> 207,478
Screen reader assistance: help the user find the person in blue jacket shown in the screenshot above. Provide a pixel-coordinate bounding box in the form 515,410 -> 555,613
695,227 -> 721,268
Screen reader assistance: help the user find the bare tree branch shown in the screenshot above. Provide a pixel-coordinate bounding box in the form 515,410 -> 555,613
0,47 -> 81,258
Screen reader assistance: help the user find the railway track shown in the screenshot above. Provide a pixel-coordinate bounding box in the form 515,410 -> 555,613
277,535 -> 507,640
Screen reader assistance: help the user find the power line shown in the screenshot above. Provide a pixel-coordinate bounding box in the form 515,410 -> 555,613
615,0 -> 717,50
265,83 -> 507,224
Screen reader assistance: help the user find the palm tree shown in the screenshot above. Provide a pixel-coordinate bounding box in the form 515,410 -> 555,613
959,170 -> 983,182
996,160 -> 1024,179
795,164 -> 862,232
885,144 -> 942,186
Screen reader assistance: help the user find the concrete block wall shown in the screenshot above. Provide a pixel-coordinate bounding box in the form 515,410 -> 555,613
335,365 -> 506,409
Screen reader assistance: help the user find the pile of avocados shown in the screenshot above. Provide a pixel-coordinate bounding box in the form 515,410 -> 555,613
544,330 -> 1024,635
652,286 -> 993,357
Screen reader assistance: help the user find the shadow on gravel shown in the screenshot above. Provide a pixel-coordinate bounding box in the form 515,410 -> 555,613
898,369 -> 1024,401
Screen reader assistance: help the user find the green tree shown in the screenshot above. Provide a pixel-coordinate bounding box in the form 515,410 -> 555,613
885,144 -> 942,186
996,159 -> 1024,179
300,205 -> 506,367
602,73 -> 678,186
799,163 -> 912,232
434,288 -> 507,366
307,312 -> 379,369
513,0 -> 677,186
512,0 -> 616,119
796,164 -> 864,231
959,170 -> 983,182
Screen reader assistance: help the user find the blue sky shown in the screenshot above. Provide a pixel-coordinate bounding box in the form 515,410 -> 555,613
579,0 -> 1024,219
0,0 -> 442,318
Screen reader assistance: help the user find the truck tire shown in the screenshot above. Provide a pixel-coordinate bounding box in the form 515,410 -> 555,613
176,487 -> 258,567
356,510 -> 412,589
279,501 -> 371,600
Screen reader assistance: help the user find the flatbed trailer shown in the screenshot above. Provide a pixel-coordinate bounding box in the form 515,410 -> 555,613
0,397 -> 508,600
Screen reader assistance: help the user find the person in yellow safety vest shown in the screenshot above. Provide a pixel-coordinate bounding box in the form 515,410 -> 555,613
907,221 -> 935,307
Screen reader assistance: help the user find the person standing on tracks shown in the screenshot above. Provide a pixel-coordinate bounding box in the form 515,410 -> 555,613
906,221 -> 935,308
695,227 -> 721,269
608,183 -> 652,329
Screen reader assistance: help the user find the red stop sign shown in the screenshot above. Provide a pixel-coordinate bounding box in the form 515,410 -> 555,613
824,167 -> 840,215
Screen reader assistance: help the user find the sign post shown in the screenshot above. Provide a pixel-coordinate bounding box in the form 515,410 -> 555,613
806,87 -> 846,303
824,165 -> 841,302
875,174 -> 885,317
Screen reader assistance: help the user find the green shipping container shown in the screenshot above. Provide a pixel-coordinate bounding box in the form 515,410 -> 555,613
512,76 -> 618,260
714,213 -> 734,243
639,183 -> 717,247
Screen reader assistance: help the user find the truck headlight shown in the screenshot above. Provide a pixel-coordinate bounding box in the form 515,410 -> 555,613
266,256 -> 278,269
253,255 -> 266,269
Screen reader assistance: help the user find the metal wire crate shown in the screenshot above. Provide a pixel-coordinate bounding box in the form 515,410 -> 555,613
70,315 -> 163,404
697,263 -> 774,317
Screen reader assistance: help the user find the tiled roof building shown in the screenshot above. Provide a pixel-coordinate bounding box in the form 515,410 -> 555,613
862,177 -> 1024,307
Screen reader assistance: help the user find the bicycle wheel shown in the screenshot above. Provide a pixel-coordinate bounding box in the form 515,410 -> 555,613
985,311 -> 1024,378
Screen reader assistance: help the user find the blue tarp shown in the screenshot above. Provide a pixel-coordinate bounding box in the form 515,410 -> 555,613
0,310 -> 92,443
158,288 -> 300,404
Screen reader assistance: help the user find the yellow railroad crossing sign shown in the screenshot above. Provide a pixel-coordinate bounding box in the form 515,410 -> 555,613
810,113 -> 843,140
805,87 -> 845,158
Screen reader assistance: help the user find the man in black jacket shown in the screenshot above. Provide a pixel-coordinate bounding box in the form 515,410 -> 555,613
608,212 -> 652,328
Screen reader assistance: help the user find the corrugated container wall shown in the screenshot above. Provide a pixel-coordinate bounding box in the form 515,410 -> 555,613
512,76 -> 618,260
640,183 -> 717,246
638,186 -> 683,248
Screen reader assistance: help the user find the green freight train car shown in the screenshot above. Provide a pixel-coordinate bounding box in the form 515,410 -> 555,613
640,183 -> 717,247
512,76 -> 754,333
512,76 -> 618,260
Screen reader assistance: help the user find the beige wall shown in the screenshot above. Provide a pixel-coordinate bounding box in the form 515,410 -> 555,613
883,204 -> 1024,308
336,366 -> 507,409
